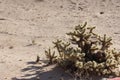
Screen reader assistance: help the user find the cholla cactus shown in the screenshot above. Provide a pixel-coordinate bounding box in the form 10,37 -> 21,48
45,48 -> 57,64
44,22 -> 120,78
98,34 -> 112,51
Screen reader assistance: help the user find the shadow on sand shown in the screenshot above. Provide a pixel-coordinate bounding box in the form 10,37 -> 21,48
11,60 -> 72,80
11,60 -> 106,80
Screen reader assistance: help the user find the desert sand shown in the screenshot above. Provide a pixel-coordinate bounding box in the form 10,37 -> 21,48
0,0 -> 120,80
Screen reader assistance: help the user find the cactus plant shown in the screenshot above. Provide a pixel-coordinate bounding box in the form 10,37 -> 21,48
44,22 -> 120,78
45,48 -> 57,64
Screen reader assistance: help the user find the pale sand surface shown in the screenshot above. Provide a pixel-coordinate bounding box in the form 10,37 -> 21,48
0,0 -> 120,80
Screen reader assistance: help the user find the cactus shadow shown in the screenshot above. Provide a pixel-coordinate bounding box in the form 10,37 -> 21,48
11,61 -> 72,80
11,60 -> 108,80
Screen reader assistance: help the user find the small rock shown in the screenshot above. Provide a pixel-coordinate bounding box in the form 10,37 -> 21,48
100,12 -> 104,14
19,59 -> 22,61
0,18 -> 6,20
4,77 -> 7,79
60,5 -> 63,8
9,46 -> 13,49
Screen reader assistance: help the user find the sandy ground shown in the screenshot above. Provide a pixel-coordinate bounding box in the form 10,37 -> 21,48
0,0 -> 120,80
